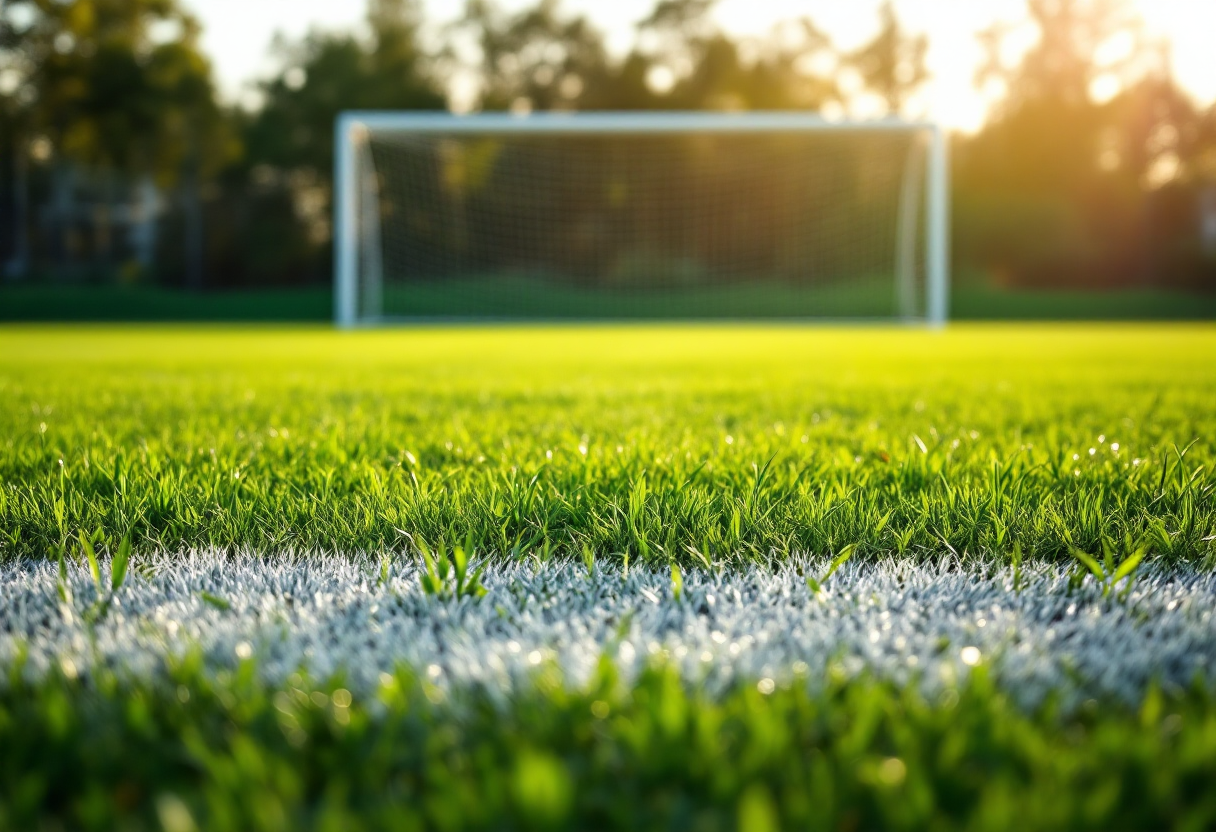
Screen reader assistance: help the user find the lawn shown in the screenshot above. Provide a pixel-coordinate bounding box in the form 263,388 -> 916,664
2,323 -> 1216,830
2,324 -> 1213,562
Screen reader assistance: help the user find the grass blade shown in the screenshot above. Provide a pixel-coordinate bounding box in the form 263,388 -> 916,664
453,542 -> 469,593
1112,545 -> 1148,585
200,591 -> 231,611
464,563 -> 488,598
1069,547 -> 1105,581
56,544 -> 72,606
823,544 -> 857,583
79,531 -> 101,592
111,531 -> 132,592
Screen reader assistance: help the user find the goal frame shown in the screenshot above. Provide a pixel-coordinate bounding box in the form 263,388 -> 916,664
333,111 -> 950,328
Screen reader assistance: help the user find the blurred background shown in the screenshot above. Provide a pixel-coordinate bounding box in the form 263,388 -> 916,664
1,0 -> 1214,322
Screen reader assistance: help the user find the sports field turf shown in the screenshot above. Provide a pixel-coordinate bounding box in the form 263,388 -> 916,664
2,323 -> 1216,830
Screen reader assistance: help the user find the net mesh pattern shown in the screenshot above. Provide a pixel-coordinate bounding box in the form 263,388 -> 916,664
355,128 -> 929,320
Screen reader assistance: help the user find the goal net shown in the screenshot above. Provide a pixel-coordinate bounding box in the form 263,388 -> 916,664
334,113 -> 948,325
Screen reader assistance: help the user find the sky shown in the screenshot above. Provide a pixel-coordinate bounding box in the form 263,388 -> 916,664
184,0 -> 1216,132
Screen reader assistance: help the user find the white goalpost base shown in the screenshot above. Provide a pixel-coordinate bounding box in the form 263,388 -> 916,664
334,112 -> 949,327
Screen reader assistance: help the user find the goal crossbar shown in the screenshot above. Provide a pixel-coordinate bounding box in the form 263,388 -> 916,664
334,111 -> 950,327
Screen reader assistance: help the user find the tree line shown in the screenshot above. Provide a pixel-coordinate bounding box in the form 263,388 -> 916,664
1,0 -> 1214,292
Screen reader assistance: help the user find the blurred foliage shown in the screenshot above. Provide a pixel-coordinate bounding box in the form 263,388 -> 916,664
956,0 -> 1216,290
1,0 -> 1215,296
243,0 -> 445,177
1,0 -> 235,181
4,655 -> 1216,830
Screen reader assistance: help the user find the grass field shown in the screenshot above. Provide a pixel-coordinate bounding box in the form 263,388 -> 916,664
2,323 -> 1216,830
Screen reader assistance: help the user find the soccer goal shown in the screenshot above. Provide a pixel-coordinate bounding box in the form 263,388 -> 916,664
334,112 -> 949,326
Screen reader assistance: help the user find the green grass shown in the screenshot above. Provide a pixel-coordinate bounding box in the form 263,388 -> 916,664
2,324 -> 1214,564
3,323 -> 1216,829
5,656 -> 1216,832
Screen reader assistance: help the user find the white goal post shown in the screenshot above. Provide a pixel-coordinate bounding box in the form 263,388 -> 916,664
334,111 -> 949,327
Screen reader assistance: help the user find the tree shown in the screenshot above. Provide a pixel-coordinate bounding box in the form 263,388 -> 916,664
663,23 -> 837,112
955,0 -> 1176,287
634,0 -> 837,112
846,1 -> 928,116
246,0 -> 443,175
454,0 -> 615,112
978,0 -> 1146,115
453,0 -> 838,115
452,0 -> 662,113
239,0 -> 445,284
0,11 -> 34,277
0,0 -> 233,283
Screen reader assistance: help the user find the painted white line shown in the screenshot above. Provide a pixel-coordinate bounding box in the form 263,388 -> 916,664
3,553 -> 1214,709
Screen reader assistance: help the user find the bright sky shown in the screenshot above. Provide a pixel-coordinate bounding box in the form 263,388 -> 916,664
185,0 -> 1216,132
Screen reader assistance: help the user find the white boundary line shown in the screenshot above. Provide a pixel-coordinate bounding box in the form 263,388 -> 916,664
5,554 -> 1210,710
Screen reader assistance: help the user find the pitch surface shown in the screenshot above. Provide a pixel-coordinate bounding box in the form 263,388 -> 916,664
2,324 -> 1214,563
2,325 -> 1216,829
